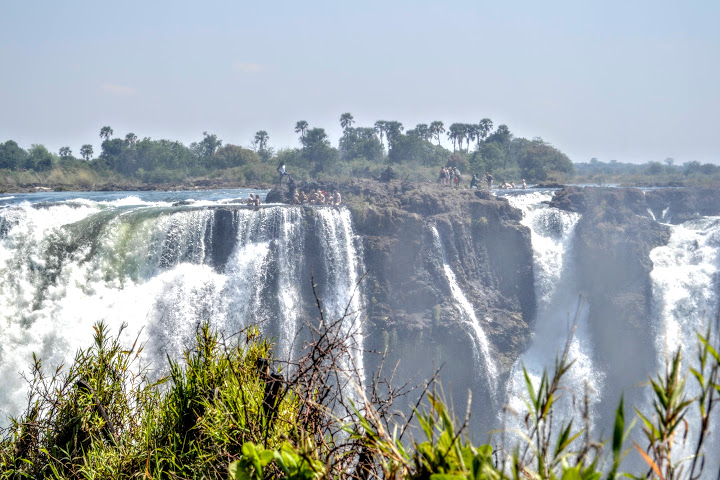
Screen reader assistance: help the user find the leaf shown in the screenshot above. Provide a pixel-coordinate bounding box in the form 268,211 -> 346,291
612,396 -> 625,461
429,475 -> 466,480
633,443 -> 664,480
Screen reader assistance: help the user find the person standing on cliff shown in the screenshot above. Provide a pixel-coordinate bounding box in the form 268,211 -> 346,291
485,172 -> 493,189
277,162 -> 288,185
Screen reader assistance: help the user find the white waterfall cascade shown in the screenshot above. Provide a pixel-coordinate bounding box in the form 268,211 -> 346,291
314,208 -> 367,391
430,225 -> 498,396
0,199 -> 365,423
649,216 -> 720,470
503,193 -> 603,435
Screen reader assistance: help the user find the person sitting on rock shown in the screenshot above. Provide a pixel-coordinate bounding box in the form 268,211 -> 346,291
470,174 -> 479,189
334,191 -> 341,206
254,194 -> 261,208
247,193 -> 255,206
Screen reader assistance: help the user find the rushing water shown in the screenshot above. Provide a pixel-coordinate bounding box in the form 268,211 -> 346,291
430,225 -> 498,397
503,192 -> 603,436
649,217 -> 720,472
2,187 -> 720,475
0,190 -> 366,421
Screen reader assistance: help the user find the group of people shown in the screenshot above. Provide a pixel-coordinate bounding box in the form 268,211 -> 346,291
468,172 -> 526,190
292,189 -> 341,206
497,180 -> 526,190
246,193 -> 262,207
439,166 -> 462,188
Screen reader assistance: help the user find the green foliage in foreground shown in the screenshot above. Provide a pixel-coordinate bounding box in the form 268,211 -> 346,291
1,318 -> 719,479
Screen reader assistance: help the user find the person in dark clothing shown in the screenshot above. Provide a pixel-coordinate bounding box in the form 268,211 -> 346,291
470,174 -> 479,189
485,172 -> 493,189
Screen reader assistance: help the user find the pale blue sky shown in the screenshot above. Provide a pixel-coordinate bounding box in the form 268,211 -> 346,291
1,0 -> 718,164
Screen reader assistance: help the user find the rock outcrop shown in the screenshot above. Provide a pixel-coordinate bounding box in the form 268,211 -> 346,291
269,180 -> 536,412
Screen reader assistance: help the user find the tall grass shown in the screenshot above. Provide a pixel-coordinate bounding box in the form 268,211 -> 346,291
1,309 -> 719,479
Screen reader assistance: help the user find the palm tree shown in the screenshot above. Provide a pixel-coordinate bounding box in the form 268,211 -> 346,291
254,131 -> 269,151
414,124 -> 431,141
294,121 -> 308,140
467,124 -> 479,151
429,121 -> 445,146
478,118 -> 493,142
374,120 -> 387,148
58,146 -> 72,158
99,126 -> 113,141
340,113 -> 355,131
125,133 -> 138,145
384,121 -> 404,148
80,144 -> 94,161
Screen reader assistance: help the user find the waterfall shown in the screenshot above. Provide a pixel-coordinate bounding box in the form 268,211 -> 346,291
503,193 -> 603,434
648,217 -> 720,470
430,225 -> 498,396
0,198 -> 366,422
314,208 -> 366,388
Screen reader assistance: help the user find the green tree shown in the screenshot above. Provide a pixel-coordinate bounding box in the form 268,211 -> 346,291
513,137 -> 574,181
385,121 -> 404,149
374,120 -> 388,148
429,121 -> 445,146
478,118 -> 493,142
294,120 -> 308,140
409,124 -> 431,141
210,144 -> 260,169
80,144 -> 94,161
25,144 -> 55,171
99,126 -> 114,141
339,127 -> 384,163
99,138 -> 128,172
253,131 -> 269,152
125,133 -> 138,145
388,133 -> 447,166
447,123 -> 463,152
59,146 -> 72,158
0,140 -> 28,170
301,128 -> 338,173
190,131 -> 222,163
340,112 -> 355,132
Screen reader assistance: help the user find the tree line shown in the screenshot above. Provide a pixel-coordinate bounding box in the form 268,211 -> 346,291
1,114 -> 580,186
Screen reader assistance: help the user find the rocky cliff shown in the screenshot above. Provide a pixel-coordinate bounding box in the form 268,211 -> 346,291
269,180 -> 536,415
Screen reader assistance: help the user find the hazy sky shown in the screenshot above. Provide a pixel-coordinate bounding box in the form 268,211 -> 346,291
1,0 -> 718,164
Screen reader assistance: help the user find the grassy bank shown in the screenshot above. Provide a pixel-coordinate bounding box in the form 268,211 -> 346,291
1,307 -> 719,479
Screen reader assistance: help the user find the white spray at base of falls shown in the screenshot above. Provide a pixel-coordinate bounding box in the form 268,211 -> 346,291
0,199 -> 366,423
648,217 -> 720,472
503,193 -> 603,435
430,226 -> 498,396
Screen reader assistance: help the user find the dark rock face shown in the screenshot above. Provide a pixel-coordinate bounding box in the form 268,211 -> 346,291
269,180 -> 536,414
645,188 -> 720,224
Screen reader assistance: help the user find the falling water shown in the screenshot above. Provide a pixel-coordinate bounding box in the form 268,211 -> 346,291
649,217 -> 720,471
430,225 -> 498,396
503,192 -> 603,434
0,195 -> 365,422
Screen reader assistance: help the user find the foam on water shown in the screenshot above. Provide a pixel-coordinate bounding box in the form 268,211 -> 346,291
649,217 -> 720,471
0,199 -> 366,422
504,193 -> 602,438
